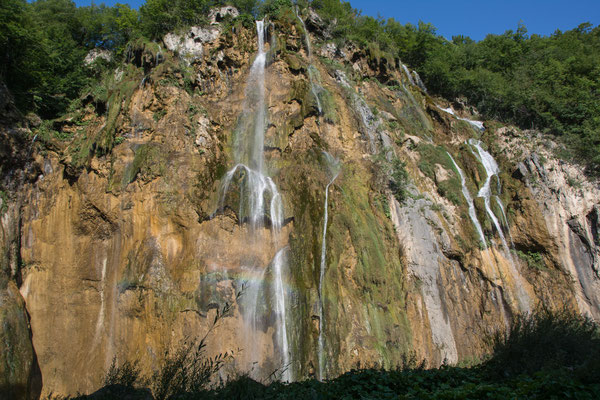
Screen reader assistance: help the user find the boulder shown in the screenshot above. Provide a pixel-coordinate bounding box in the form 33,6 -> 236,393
163,27 -> 221,60
208,6 -> 239,25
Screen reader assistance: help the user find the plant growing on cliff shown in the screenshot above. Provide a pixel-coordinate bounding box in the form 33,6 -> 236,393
515,250 -> 546,271
389,157 -> 409,203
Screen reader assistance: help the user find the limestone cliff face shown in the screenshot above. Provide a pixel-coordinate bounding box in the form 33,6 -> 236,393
1,9 -> 599,398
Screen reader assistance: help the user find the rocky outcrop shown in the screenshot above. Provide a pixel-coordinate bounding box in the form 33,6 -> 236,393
499,130 -> 600,319
1,13 -> 599,398
164,26 -> 221,60
208,6 -> 239,25
84,49 -> 113,66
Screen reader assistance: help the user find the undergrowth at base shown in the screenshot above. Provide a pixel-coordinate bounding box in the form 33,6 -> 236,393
64,307 -> 600,399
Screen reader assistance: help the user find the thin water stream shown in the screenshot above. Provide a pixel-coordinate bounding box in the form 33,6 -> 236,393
294,6 -> 322,114
447,152 -> 486,246
318,152 -> 340,381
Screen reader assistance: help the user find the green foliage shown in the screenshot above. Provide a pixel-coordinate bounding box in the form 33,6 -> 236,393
417,144 -> 463,206
485,307 -> 600,380
150,340 -> 231,399
389,157 -> 409,203
409,23 -> 600,174
70,309 -> 600,399
516,250 -> 546,270
122,143 -> 168,186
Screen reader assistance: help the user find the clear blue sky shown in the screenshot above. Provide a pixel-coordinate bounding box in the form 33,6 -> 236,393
74,0 -> 599,41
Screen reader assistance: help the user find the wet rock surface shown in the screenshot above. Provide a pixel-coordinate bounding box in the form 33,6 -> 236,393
0,15 -> 598,398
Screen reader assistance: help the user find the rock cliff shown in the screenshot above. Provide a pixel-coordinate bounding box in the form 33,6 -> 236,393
0,8 -> 599,397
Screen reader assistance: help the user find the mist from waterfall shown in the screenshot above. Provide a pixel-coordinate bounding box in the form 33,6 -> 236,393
217,20 -> 292,381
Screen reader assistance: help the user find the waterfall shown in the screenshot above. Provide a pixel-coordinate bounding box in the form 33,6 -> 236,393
468,140 -> 510,254
402,64 -> 416,86
438,106 -> 484,131
272,248 -> 291,382
495,195 -> 514,245
468,140 -> 531,311
318,152 -> 341,381
334,70 -> 380,153
412,70 -> 427,92
217,20 -> 292,380
294,6 -> 323,114
447,152 -> 486,246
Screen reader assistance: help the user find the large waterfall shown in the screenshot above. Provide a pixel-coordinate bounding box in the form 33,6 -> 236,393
218,20 -> 292,381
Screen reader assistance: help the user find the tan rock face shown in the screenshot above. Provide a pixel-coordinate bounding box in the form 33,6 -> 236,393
1,17 -> 598,398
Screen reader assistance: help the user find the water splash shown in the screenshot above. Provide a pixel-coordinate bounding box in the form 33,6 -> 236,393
217,20 -> 292,380
318,152 -> 341,381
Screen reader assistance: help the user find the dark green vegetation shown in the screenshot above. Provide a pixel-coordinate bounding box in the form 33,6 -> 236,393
310,1 -> 600,174
1,0 -> 598,171
72,308 -> 599,399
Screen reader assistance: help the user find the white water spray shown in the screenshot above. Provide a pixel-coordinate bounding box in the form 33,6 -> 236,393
468,140 -> 531,311
438,106 -> 485,131
402,64 -> 416,86
447,152 -> 486,246
217,20 -> 292,380
272,248 -> 291,382
468,140 -> 511,254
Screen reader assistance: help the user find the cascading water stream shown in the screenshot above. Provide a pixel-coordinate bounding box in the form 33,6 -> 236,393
217,20 -> 292,381
438,106 -> 485,131
294,6 -> 323,115
318,152 -> 341,381
402,64 -> 416,86
447,152 -> 486,245
468,140 -> 511,255
334,70 -> 380,153
495,195 -> 514,245
468,140 -> 531,311
272,248 -> 291,381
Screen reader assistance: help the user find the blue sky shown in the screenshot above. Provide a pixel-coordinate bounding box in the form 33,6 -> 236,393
74,0 -> 599,41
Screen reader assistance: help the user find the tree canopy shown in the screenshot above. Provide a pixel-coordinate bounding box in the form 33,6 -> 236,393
1,0 -> 598,172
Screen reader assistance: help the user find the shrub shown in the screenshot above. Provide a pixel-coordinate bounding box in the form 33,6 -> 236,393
389,158 -> 409,203
515,250 -> 546,270
484,307 -> 600,379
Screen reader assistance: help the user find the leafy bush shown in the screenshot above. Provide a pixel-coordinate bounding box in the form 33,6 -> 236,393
484,307 -> 600,379
389,157 -> 409,203
515,250 -> 546,270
